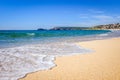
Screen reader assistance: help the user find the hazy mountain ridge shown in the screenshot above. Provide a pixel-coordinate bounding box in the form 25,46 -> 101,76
37,27 -> 90,30
37,23 -> 120,30
49,27 -> 90,30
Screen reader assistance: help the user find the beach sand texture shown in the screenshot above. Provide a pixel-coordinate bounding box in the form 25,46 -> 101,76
20,38 -> 120,80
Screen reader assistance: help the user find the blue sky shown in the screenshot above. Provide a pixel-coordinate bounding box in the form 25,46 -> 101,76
0,0 -> 120,30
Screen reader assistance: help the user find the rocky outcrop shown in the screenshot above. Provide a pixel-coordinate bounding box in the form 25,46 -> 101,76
37,28 -> 47,30
92,23 -> 120,29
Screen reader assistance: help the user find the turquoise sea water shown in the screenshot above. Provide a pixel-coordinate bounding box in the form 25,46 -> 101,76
1,30 -> 120,80
0,30 -> 111,48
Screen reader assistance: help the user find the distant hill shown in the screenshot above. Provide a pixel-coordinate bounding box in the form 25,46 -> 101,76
49,27 -> 90,30
91,23 -> 120,29
37,23 -> 120,31
37,28 -> 47,30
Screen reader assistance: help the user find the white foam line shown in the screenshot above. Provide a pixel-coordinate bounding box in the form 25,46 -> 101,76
0,41 -> 92,80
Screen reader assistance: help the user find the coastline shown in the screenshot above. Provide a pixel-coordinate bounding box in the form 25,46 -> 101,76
1,30 -> 120,80
20,37 -> 120,80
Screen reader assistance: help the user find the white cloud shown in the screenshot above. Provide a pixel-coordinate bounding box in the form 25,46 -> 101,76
117,16 -> 120,18
78,9 -> 120,26
92,15 -> 120,25
79,14 -> 89,19
80,16 -> 89,19
92,15 -> 114,19
78,14 -> 120,27
88,9 -> 104,14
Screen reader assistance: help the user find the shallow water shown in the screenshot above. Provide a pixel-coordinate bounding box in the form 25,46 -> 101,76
0,30 -> 120,80
0,30 -> 110,48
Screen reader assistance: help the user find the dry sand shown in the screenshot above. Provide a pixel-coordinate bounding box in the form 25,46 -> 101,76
20,38 -> 120,80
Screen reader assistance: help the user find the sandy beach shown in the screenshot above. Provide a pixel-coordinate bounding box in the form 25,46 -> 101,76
20,38 -> 120,80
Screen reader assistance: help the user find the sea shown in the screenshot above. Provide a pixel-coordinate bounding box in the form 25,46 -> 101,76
0,30 -> 120,80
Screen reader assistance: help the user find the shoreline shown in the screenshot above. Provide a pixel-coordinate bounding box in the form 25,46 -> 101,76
2,30 -> 120,80
20,37 -> 120,80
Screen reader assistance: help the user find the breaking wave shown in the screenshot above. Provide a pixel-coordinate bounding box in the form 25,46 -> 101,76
1,30 -> 120,80
0,42 -> 92,80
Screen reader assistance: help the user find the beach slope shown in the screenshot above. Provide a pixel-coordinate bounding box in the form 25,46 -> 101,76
20,38 -> 120,80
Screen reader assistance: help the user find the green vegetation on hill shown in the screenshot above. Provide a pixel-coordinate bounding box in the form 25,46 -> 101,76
37,23 -> 120,30
91,23 -> 120,30
50,27 -> 90,30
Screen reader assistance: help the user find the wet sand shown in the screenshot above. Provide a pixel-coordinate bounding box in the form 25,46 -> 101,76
20,38 -> 120,80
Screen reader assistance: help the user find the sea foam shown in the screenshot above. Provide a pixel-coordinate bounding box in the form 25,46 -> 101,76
0,42 -> 92,80
27,33 -> 35,36
1,30 -> 120,80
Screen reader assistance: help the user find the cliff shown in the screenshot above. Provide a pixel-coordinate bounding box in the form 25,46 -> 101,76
91,23 -> 120,29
